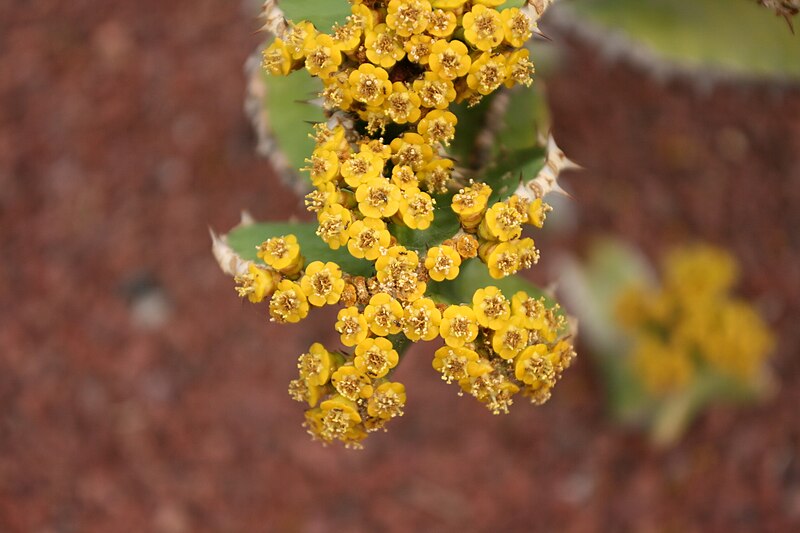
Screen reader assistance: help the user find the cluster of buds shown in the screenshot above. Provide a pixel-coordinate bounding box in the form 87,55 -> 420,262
234,0 -> 575,447
615,245 -> 774,396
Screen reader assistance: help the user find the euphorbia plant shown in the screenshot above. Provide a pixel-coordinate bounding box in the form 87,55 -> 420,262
213,0 -> 577,448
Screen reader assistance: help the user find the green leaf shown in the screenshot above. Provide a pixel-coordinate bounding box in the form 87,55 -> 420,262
280,0 -> 350,31
568,0 -> 800,79
227,221 -> 375,277
428,258 -> 567,329
388,194 -> 461,252
481,146 -> 546,203
261,67 -> 324,185
446,98 -> 493,170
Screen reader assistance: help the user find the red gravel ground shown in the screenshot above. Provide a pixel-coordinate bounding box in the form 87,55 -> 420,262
2,2 -> 799,532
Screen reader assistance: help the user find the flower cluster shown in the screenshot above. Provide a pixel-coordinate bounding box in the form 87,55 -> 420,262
233,0 -> 575,447
615,245 -> 774,396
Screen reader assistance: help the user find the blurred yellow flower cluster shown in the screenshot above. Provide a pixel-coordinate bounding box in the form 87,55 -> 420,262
232,0 -> 575,447
615,245 -> 774,396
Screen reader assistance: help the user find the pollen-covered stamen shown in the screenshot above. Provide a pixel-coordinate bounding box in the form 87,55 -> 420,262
475,61 -> 504,94
310,271 -> 333,298
408,196 -> 433,217
298,350 -> 324,377
387,92 -> 413,121
406,308 -> 432,337
396,145 -> 423,169
510,57 -> 535,86
483,295 -> 508,321
425,118 -> 455,145
373,306 -> 397,331
338,316 -> 361,336
271,290 -> 301,319
523,355 -> 555,385
438,50 -> 460,76
316,214 -> 345,240
234,272 -> 257,298
503,330 -> 525,351
371,389 -> 404,418
358,229 -> 378,249
450,316 -> 472,340
288,378 -> 310,403
321,408 -> 353,440
364,346 -> 392,377
496,251 -> 520,276
418,83 -> 447,108
367,186 -> 389,207
475,12 -> 500,40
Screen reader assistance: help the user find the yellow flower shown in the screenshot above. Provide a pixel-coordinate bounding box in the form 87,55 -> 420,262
412,72 -> 457,109
417,157 -> 453,193
375,246 -> 426,302
332,21 -> 362,53
405,34 -> 434,64
399,187 -> 435,230
425,245 -> 461,282
472,286 -> 511,329
440,305 -> 479,347
356,178 -> 402,218
288,378 -> 324,407
429,39 -> 471,80
341,149 -> 384,188
427,9 -> 457,37
402,297 -> 442,341
367,382 -> 406,419
479,200 -> 524,241
347,217 -> 391,260
391,164 -> 420,190
313,123 -> 348,152
663,245 -> 738,302
462,365 -> 519,414
527,197 -> 551,228
321,72 -> 354,111
318,395 -> 363,441
385,82 -> 422,124
386,0 -> 432,37
364,293 -> 405,336
300,261 -> 345,306
516,237 -> 540,269
257,234 -> 303,274
331,365 -> 374,401
269,280 -> 310,323
631,336 -> 694,395
354,337 -> 400,378
361,139 -> 392,161
297,342 -> 333,386
452,183 -> 491,230
234,264 -> 279,303
512,291 -> 546,330
304,34 -> 342,79
305,148 -> 339,186
482,241 -> 522,279
262,38 -> 293,76
505,48 -> 535,88
431,0 -> 467,9
492,316 -> 529,360
417,109 -> 457,145
501,8 -> 532,47
514,344 -> 555,387
365,24 -> 406,68
463,4 -> 504,51
432,345 -> 482,383
335,306 -> 370,347
284,21 -> 317,60
349,64 -> 393,106
350,4 -> 378,32
316,204 -> 352,250
390,132 -> 434,171
467,52 -> 507,95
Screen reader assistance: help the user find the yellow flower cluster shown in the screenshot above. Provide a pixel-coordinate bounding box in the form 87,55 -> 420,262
234,0 -> 574,447
615,245 -> 775,396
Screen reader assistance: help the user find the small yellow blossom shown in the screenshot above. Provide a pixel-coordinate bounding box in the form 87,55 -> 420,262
262,38 -> 293,76
391,164 -> 420,190
501,8 -> 533,48
349,64 -> 393,106
297,342 -> 333,386
347,217 -> 391,260
364,293 -> 405,336
331,365 -> 374,401
385,82 -> 423,124
350,4 -> 378,32
318,395 -> 363,440
467,52 -> 507,96
356,178 -> 402,218
390,132 -> 434,171
405,34 -> 434,64
304,34 -> 342,79
305,148 -> 339,186
365,24 -> 406,68
331,21 -> 362,53
425,245 -> 462,282
452,183 -> 491,230
463,5 -> 504,51
234,264 -> 279,303
527,197 -> 551,228
427,9 -> 457,37
336,306 -> 370,347
412,72 -> 457,110
367,382 -> 407,419
321,73 -> 354,111
399,187 -> 435,230
492,316 -> 530,360
300,261 -> 345,306
269,280 -> 310,323
341,150 -> 384,188
631,336 -> 694,395
511,291 -> 547,330
417,157 -> 453,193
402,297 -> 442,341
482,241 -> 522,279
472,286 -> 511,329
354,337 -> 400,379
257,234 -> 303,274
316,203 -> 352,250
515,344 -> 555,388
288,378 -> 324,407
429,39 -> 471,80
284,21 -> 317,60
432,345 -> 481,383
417,109 -> 457,145
505,48 -> 535,88
516,237 -> 540,269
440,305 -> 479,347
479,199 -> 524,241
375,246 -> 426,302
386,0 -> 432,37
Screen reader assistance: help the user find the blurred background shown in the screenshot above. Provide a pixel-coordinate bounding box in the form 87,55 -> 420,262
1,1 -> 799,532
